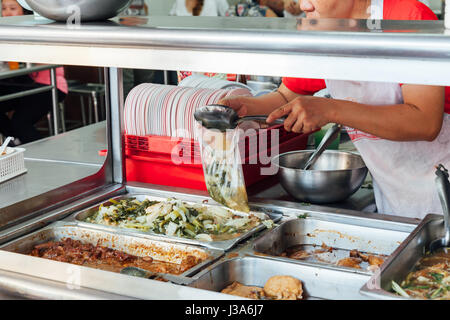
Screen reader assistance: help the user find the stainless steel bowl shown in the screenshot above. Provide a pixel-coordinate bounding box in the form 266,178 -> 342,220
25,0 -> 132,22
246,80 -> 278,92
273,150 -> 368,204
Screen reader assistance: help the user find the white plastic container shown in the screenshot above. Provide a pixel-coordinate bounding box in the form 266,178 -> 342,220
0,147 -> 27,184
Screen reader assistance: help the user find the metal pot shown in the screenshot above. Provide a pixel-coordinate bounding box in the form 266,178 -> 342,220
272,150 -> 368,204
246,80 -> 278,92
25,0 -> 132,22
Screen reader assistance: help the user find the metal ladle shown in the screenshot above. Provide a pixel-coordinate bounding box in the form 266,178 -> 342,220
429,164 -> 450,253
194,104 -> 285,132
302,123 -> 342,170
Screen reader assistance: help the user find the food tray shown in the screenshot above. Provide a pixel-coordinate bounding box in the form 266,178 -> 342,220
0,147 -> 27,184
251,217 -> 410,275
360,214 -> 444,300
188,256 -> 370,300
0,221 -> 224,283
65,194 -> 283,251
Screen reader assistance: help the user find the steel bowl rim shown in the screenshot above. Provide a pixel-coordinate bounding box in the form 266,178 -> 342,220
272,150 -> 367,173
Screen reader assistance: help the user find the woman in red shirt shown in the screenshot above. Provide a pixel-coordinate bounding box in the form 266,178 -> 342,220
220,0 -> 450,219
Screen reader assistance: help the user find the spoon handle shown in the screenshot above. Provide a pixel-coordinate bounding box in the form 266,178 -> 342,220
237,115 -> 285,125
435,164 -> 450,243
0,136 -> 13,156
303,124 -> 341,170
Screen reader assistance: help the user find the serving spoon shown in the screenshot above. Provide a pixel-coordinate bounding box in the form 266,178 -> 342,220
120,266 -> 193,285
194,104 -> 285,132
0,136 -> 13,156
429,164 -> 450,254
302,124 -> 342,170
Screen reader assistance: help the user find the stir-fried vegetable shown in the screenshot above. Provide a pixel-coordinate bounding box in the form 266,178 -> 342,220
85,197 -> 273,241
393,248 -> 450,300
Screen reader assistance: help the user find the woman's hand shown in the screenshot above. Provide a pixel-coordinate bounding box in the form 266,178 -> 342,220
266,96 -> 333,133
217,95 -> 251,117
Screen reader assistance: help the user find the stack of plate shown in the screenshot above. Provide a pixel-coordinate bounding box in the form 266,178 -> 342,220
124,83 -> 252,139
178,74 -> 253,92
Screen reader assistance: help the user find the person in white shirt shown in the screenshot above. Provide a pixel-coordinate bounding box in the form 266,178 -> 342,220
170,0 -> 229,16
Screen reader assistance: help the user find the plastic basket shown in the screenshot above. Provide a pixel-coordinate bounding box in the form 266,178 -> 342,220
0,147 -> 27,184
125,126 -> 310,191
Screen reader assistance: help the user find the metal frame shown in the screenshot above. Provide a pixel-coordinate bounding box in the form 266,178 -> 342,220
0,17 -> 449,85
0,64 -> 62,134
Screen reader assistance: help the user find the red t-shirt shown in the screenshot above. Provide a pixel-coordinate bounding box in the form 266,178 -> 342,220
282,0 -> 450,114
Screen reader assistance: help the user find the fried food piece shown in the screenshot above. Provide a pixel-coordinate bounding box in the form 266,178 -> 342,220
337,257 -> 362,269
368,255 -> 384,267
320,243 -> 333,252
288,250 -> 310,260
350,250 -> 369,262
263,275 -> 303,300
221,282 -> 265,299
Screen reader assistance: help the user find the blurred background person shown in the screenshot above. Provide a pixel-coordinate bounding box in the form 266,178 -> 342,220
1,0 -> 31,15
225,0 -> 285,17
170,0 -> 229,16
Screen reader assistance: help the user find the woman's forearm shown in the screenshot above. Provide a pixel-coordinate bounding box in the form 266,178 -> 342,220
244,92 -> 288,116
245,83 -> 300,116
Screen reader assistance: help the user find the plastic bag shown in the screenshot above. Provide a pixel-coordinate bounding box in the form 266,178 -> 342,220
195,121 -> 250,213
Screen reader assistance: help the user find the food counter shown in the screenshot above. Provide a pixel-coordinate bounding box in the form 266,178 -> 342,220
0,14 -> 447,300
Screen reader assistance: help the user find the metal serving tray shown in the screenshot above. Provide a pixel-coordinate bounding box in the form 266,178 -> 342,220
360,214 -> 444,299
65,193 -> 282,251
0,221 -> 223,283
188,256 -> 370,300
251,217 -> 410,275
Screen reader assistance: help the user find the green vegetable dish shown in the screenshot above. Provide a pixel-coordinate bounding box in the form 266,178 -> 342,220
84,197 -> 274,242
392,248 -> 450,300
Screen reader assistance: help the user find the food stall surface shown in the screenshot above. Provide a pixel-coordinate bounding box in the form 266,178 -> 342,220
0,14 -> 447,300
23,121 -> 107,166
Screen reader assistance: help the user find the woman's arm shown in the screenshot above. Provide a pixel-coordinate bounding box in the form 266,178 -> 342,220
218,83 -> 300,116
266,84 -> 445,141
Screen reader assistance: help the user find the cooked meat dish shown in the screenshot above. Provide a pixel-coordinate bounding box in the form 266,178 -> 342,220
368,255 -> 385,267
264,275 -> 303,300
221,276 -> 303,300
393,248 -> 450,300
221,282 -> 265,299
336,257 -> 363,269
287,250 -> 310,260
29,238 -> 201,275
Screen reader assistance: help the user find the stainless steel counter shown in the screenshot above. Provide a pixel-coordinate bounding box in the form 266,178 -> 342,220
0,15 -> 449,85
0,121 -> 109,234
0,160 -> 101,228
23,121 -> 107,166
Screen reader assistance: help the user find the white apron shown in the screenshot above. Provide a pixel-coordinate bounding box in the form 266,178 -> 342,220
323,0 -> 450,219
